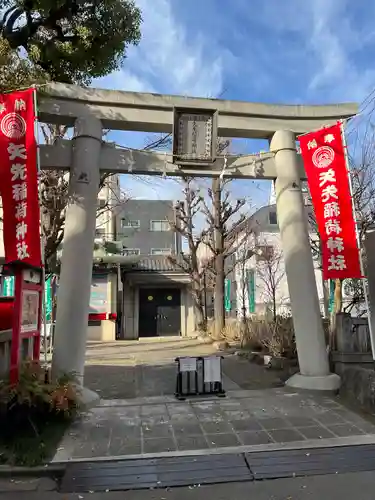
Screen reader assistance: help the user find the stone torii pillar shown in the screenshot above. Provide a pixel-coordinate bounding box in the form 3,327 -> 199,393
270,130 -> 340,391
51,115 -> 102,404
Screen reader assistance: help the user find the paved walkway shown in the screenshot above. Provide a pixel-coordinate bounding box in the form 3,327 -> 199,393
83,338 -> 287,399
53,388 -> 375,462
50,338 -> 375,464
83,338 -> 220,399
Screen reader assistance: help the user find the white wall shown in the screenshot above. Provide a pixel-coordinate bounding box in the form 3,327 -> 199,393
254,232 -> 291,315
234,223 -> 326,318
198,202 -> 363,319
96,174 -> 121,243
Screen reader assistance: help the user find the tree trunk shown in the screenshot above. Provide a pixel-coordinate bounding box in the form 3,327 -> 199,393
240,274 -> 247,324
194,300 -> 206,332
213,178 -> 225,339
322,278 -> 330,318
272,291 -> 277,323
319,249 -> 330,319
329,278 -> 343,350
214,254 -> 225,338
191,268 -> 206,332
242,303 -> 247,324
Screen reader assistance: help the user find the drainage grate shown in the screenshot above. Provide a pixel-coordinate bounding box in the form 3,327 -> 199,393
60,445 -> 375,493
60,454 -> 252,493
245,444 -> 375,480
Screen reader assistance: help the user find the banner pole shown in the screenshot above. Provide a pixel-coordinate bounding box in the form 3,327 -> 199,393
340,120 -> 375,360
32,85 -> 48,366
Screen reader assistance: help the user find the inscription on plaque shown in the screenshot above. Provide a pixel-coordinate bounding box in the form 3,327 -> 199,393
173,109 -> 217,165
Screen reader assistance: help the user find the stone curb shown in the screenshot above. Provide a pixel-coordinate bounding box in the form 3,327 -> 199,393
51,434 -> 375,465
0,463 -> 66,478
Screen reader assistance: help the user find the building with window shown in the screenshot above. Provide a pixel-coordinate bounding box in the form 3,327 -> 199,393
195,181 -> 336,320
230,204 -> 299,318
0,188 -> 200,344
227,202 -> 356,319
115,200 -> 182,256
95,174 -> 122,244
111,199 -> 198,340
196,187 -> 341,320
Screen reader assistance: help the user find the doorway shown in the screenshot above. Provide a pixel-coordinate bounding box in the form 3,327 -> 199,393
138,288 -> 181,337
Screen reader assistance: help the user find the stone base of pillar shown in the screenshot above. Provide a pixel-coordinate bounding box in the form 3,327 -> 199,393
286,372 -> 341,392
76,385 -> 101,409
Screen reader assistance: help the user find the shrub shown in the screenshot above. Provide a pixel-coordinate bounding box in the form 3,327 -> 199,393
222,315 -> 296,358
206,314 -> 296,359
259,315 -> 296,358
0,360 -> 79,440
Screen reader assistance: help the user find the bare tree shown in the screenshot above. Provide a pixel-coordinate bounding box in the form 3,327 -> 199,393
142,133 -> 247,337
201,178 -> 248,339
166,173 -> 252,337
168,177 -> 208,331
235,244 -> 255,325
39,124 -> 128,272
256,242 -> 286,322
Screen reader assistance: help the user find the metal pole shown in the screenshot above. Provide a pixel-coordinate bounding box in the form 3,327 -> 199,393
340,120 -> 375,360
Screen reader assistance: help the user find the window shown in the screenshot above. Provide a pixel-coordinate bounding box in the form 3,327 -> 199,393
150,220 -> 170,232
88,319 -> 102,326
151,248 -> 172,256
95,228 -> 106,237
269,211 -> 277,225
256,245 -> 274,262
98,199 -> 106,209
121,219 -> 140,228
122,248 -> 140,256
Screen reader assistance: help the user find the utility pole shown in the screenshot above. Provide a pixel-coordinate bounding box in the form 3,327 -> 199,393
213,177 -> 225,339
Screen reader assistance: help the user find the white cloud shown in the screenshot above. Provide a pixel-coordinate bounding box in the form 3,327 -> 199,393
95,70 -> 156,93
306,0 -> 375,101
131,0 -> 223,97
95,0 -> 375,205
123,175 -> 183,202
234,0 -> 375,104
96,0 -> 224,98
94,0 -> 226,201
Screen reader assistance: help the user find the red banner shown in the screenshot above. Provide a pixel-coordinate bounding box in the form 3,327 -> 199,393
0,89 -> 41,268
299,123 -> 361,280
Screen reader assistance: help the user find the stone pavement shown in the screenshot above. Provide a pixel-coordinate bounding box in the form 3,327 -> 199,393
83,338 -> 220,399
82,338 -> 288,399
53,388 -> 375,462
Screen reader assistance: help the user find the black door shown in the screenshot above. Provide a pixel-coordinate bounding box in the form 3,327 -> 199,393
139,288 -> 181,337
138,292 -> 158,337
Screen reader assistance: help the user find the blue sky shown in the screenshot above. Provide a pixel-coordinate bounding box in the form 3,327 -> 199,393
94,0 -> 375,210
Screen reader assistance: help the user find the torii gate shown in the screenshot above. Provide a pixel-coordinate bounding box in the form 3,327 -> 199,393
38,83 -> 357,400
